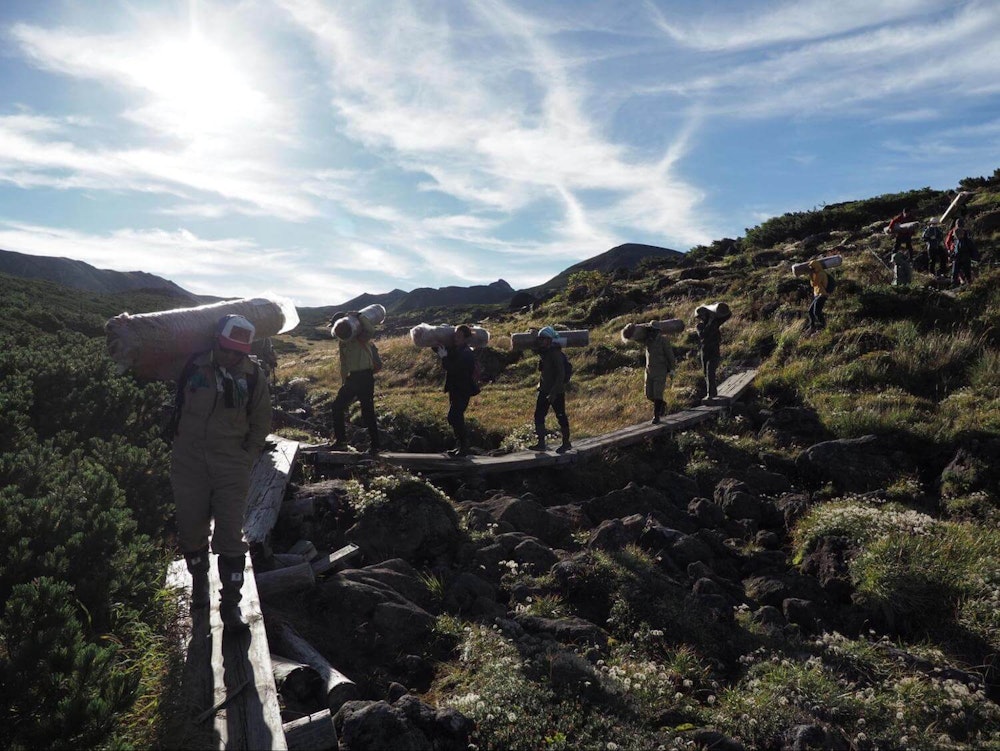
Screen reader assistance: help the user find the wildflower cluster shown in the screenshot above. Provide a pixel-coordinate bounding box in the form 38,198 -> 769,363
793,499 -> 938,556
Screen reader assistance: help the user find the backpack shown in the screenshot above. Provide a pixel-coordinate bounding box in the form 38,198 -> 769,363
824,271 -> 837,294
560,350 -> 573,383
168,353 -> 260,439
369,341 -> 383,373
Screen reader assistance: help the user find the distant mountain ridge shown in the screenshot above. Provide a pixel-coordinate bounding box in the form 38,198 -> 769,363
527,243 -> 684,294
0,248 -> 202,303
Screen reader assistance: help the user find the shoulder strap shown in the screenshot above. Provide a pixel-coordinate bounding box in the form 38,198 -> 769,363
169,352 -> 203,437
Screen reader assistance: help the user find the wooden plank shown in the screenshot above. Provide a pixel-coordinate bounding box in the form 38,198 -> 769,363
311,544 -> 361,576
283,710 -> 337,751
210,553 -> 288,751
273,623 -> 358,712
244,436 -> 300,545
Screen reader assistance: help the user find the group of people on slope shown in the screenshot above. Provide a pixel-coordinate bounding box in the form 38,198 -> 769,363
888,208 -> 980,287
167,306 -> 729,625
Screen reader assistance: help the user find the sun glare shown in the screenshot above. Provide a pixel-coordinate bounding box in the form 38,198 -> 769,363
130,33 -> 270,141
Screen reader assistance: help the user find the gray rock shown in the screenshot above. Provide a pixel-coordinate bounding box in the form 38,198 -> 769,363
549,650 -> 602,689
782,598 -> 819,633
443,572 -> 495,615
587,515 -> 644,551
349,488 -> 462,565
513,539 -> 559,571
670,534 -> 715,566
796,435 -> 916,493
514,614 -> 608,648
479,496 -> 571,547
751,605 -> 786,628
743,465 -> 792,496
582,482 -> 671,525
655,470 -> 702,506
335,700 -> 431,751
688,497 -> 726,527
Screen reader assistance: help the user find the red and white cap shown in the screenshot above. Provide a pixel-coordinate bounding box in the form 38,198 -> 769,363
216,314 -> 255,353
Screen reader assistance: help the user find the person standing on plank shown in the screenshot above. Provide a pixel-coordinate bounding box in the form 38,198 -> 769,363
696,309 -> 723,399
171,314 -> 272,631
330,312 -> 381,454
528,326 -> 572,453
623,322 -> 676,424
436,324 -> 479,457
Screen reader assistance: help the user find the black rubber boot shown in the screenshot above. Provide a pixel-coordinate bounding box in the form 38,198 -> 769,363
556,426 -> 572,453
217,554 -> 250,633
184,547 -> 210,610
527,435 -> 547,452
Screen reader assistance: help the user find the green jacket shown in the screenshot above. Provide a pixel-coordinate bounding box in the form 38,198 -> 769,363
174,351 -> 272,459
339,315 -> 377,380
537,346 -> 566,398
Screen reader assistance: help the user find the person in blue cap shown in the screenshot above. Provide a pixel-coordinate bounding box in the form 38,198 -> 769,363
528,326 -> 572,453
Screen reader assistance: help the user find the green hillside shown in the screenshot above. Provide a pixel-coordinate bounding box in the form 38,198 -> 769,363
1,169 -> 999,750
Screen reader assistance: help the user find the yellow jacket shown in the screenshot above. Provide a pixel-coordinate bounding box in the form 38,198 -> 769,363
809,260 -> 829,296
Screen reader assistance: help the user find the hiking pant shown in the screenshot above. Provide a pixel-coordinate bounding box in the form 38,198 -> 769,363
332,369 -> 379,448
951,255 -> 973,286
645,372 -> 669,401
171,440 -> 252,557
702,353 -> 720,399
928,245 -> 948,276
534,392 -> 569,437
447,393 -> 470,443
808,294 -> 827,329
893,234 -> 914,258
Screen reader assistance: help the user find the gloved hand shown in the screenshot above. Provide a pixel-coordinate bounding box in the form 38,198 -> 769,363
435,346 -> 447,358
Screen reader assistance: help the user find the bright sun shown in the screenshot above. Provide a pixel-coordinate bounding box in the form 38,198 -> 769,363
129,32 -> 269,142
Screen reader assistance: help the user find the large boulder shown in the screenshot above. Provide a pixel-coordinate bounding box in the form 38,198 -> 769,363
587,514 -> 645,551
583,482 -> 691,528
478,496 -> 572,547
513,614 -> 609,649
349,487 -> 462,565
654,471 -> 702,507
334,700 -> 431,751
796,435 -> 916,493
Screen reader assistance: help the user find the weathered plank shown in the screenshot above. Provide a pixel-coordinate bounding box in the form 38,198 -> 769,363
244,435 -> 300,545
283,710 -> 338,751
311,543 -> 362,577
209,553 -> 288,750
166,556 -> 287,750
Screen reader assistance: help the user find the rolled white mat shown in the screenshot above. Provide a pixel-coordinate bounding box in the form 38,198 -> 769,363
511,329 -> 589,351
105,295 -> 298,381
409,323 -> 490,349
884,221 -> 919,235
940,192 -> 973,225
695,302 -> 732,322
621,319 -> 684,342
792,255 -> 843,276
331,304 -> 386,341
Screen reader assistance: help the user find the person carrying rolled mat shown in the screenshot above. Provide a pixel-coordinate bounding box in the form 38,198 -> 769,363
528,326 -> 572,453
171,314 -> 272,632
435,324 -> 479,457
695,308 -> 723,399
624,322 -> 676,424
805,259 -> 830,332
330,312 -> 380,454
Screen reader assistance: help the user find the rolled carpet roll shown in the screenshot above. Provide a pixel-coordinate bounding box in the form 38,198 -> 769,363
331,304 -> 387,341
695,302 -> 732,322
511,329 -> 589,351
409,323 -> 490,349
105,295 -> 299,381
792,255 -> 842,276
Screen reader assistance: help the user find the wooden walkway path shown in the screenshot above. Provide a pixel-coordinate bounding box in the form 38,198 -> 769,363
308,369 -> 757,475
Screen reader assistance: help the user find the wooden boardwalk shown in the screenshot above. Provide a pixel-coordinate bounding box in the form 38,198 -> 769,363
309,369 -> 757,475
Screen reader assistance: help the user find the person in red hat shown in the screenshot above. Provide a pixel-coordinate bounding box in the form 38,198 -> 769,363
170,314 -> 272,632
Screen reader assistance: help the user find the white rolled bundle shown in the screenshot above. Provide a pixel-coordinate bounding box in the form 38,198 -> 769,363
409,323 -> 490,349
621,319 -> 684,343
105,295 -> 299,381
884,221 -> 919,236
695,302 -> 732,322
511,329 -> 589,351
331,304 -> 387,341
940,192 -> 972,224
792,256 -> 842,276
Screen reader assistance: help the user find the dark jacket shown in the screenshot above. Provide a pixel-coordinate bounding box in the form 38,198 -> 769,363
537,345 -> 566,397
696,319 -> 722,361
442,345 -> 478,397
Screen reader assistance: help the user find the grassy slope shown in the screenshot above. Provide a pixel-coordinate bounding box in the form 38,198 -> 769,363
273,183 -> 1000,749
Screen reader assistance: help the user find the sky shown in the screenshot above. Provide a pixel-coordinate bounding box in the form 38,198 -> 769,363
1,1 -> 998,307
